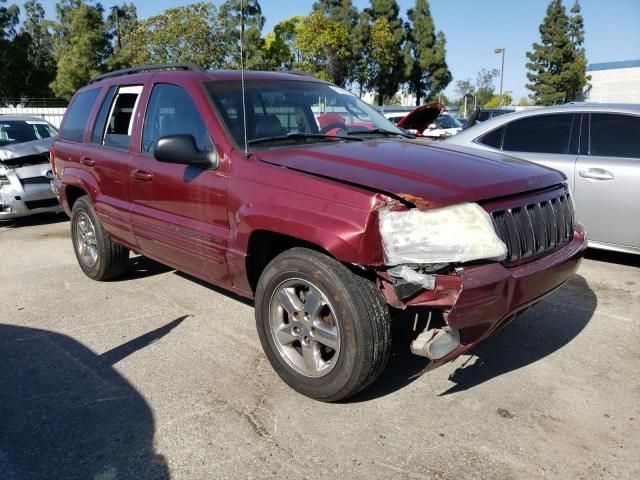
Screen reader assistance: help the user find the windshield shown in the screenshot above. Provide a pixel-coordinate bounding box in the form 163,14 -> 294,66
205,79 -> 405,149
0,120 -> 57,147
436,114 -> 462,129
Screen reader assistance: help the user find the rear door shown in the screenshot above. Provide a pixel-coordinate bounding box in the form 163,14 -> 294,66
129,81 -> 229,282
573,113 -> 640,248
87,83 -> 145,246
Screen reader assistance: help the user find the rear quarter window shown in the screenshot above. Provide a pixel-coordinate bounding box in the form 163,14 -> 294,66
59,88 -> 101,143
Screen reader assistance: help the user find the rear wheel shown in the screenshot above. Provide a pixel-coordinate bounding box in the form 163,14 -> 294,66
71,196 -> 129,281
255,248 -> 391,401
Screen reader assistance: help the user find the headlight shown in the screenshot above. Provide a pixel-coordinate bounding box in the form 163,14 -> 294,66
379,202 -> 507,265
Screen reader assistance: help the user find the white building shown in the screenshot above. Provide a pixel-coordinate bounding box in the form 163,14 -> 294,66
585,59 -> 640,103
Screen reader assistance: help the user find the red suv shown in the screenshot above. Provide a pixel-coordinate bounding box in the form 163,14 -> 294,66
51,64 -> 586,401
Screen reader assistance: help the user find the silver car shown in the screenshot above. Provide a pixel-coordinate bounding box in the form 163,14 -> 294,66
0,115 -> 62,220
444,103 -> 640,255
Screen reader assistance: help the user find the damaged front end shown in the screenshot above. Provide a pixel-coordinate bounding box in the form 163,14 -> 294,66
370,191 -> 586,368
0,138 -> 61,219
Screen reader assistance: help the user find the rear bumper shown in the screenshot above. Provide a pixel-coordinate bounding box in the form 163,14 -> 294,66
406,224 -> 587,367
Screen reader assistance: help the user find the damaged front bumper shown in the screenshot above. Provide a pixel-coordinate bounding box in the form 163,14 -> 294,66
0,164 -> 62,220
379,224 -> 587,368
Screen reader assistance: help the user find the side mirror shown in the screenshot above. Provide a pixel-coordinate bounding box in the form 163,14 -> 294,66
153,134 -> 219,169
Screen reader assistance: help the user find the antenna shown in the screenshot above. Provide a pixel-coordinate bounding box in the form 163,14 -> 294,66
240,0 -> 248,156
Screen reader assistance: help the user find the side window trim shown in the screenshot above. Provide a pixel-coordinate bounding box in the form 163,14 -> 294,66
91,85 -> 117,145
95,84 -> 144,151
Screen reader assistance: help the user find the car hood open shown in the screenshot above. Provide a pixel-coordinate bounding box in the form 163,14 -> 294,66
395,103 -> 446,133
256,139 -> 564,208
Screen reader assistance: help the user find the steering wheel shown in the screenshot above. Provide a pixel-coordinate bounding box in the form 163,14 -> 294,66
319,122 -> 347,134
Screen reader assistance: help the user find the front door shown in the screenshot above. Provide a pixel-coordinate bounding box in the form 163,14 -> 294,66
129,82 -> 230,282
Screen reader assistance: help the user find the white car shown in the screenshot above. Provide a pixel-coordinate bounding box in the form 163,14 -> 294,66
0,115 -> 62,220
385,103 -> 462,140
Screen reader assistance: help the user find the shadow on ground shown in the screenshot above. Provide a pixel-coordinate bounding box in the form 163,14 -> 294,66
0,212 -> 68,229
585,248 -> 640,268
352,274 -> 597,401
0,317 -> 187,479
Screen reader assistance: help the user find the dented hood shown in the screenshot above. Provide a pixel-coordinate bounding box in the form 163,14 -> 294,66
256,139 -> 565,208
395,103 -> 445,133
0,137 -> 53,162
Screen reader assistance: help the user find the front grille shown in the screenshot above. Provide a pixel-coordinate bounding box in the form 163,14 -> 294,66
24,198 -> 59,210
491,192 -> 575,264
19,176 -> 51,185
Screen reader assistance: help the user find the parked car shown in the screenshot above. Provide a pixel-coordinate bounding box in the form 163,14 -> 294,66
51,64 -> 586,401
0,115 -> 62,220
463,107 -> 516,129
385,103 -> 462,139
445,103 -> 640,255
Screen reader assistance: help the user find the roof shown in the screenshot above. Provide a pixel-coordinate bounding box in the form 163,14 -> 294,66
0,114 -> 54,123
586,59 -> 640,71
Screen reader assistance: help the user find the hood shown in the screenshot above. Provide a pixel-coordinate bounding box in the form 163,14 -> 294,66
255,139 -> 564,208
0,137 -> 54,162
396,103 -> 445,133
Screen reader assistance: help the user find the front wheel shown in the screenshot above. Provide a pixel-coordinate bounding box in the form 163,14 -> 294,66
255,248 -> 391,401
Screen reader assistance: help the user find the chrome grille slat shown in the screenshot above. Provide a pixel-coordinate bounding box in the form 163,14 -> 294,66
490,191 -> 574,264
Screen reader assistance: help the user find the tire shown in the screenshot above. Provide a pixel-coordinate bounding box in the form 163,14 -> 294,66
71,196 -> 129,281
255,247 -> 391,402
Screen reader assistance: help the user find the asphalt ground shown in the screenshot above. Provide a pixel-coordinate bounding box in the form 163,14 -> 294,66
1,214 -> 639,480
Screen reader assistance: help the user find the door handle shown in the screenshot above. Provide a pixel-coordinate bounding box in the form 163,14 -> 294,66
80,156 -> 95,167
131,169 -> 154,182
579,168 -> 613,180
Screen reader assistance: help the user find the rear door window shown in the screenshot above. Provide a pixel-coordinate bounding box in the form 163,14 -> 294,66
141,84 -> 212,154
59,88 -> 101,142
589,113 -> 640,159
502,114 -> 574,154
100,85 -> 143,149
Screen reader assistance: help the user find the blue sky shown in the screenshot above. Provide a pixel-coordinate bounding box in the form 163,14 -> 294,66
35,0 -> 640,100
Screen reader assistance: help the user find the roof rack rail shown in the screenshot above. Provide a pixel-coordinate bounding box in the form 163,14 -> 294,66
286,70 -> 318,79
88,63 -> 205,84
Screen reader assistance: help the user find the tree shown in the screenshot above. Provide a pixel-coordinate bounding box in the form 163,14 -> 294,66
218,0 -> 264,70
122,2 -> 225,69
50,1 -> 110,99
403,0 -> 451,105
263,16 -> 301,71
0,0 -> 20,99
484,93 -> 513,108
20,0 -> 56,97
312,0 -> 359,86
475,68 -> 499,106
105,3 -> 138,69
362,0 -> 405,105
526,0 -> 588,105
295,11 -> 351,83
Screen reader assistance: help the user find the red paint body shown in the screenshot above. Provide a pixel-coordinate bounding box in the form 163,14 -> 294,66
51,70 -> 586,367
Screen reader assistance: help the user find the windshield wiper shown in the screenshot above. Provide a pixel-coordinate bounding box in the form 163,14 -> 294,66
347,128 -> 415,139
247,132 -> 363,146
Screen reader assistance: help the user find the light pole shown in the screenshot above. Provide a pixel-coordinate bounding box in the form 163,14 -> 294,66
494,48 -> 505,106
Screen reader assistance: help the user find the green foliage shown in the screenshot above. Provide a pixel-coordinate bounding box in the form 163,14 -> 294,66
105,3 -> 138,70
484,93 -> 513,108
263,16 -> 301,71
19,1 -> 56,97
50,1 -> 109,99
403,0 -> 451,105
526,0 -> 588,105
295,11 -> 351,83
311,0 -> 358,86
218,0 -> 265,70
122,2 -> 225,69
362,0 -> 406,105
